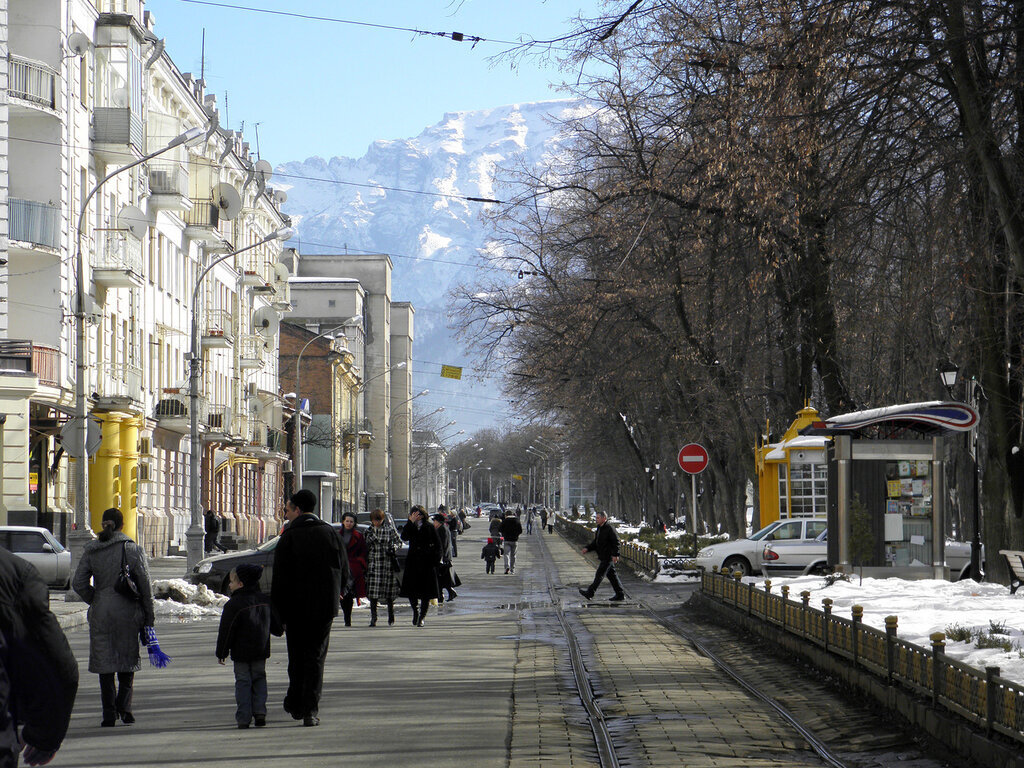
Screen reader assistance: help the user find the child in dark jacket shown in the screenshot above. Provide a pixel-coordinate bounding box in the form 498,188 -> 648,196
481,538 -> 500,574
215,563 -> 282,728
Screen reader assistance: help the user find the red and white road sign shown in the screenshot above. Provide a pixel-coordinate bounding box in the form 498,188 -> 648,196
678,443 -> 709,474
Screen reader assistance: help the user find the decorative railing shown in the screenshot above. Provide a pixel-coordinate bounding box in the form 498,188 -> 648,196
9,198 -> 60,249
701,569 -> 1024,746
147,161 -> 188,196
184,201 -> 219,229
97,363 -> 142,400
203,309 -> 233,341
96,230 -> 143,274
8,55 -> 57,109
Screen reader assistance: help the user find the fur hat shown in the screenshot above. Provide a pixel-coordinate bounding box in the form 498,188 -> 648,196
234,563 -> 263,587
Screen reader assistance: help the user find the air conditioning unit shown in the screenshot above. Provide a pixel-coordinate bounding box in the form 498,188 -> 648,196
246,382 -> 258,398
138,436 -> 152,456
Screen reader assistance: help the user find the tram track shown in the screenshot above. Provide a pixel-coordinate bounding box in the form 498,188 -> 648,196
531,531 -> 954,768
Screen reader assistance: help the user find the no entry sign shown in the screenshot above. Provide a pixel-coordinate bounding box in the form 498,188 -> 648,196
678,443 -> 709,474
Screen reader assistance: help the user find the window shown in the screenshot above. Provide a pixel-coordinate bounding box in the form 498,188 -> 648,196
8,532 -> 47,554
328,299 -> 336,307
781,462 -> 827,518
807,520 -> 828,538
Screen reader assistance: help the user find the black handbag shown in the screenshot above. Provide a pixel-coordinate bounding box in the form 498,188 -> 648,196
114,542 -> 141,600
387,551 -> 402,573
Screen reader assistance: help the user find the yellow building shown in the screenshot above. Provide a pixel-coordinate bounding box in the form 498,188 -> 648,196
755,405 -> 831,526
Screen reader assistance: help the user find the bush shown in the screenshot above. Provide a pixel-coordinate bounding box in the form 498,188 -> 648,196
988,619 -> 1010,635
945,623 -> 975,642
976,632 -> 1019,653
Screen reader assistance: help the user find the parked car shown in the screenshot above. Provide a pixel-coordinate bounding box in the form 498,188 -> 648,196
0,526 -> 71,588
762,530 -> 830,577
189,522 -> 408,596
944,540 -> 985,580
686,517 -> 828,576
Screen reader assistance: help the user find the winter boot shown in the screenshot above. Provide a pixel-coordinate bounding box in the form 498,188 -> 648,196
369,599 -> 378,627
387,601 -> 395,626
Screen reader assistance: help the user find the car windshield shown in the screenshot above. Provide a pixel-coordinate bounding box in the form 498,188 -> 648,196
748,522 -> 783,541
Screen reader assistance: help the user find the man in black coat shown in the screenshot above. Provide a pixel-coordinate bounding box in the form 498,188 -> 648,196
0,547 -> 78,766
578,512 -> 625,601
271,490 -> 349,727
499,512 -> 523,574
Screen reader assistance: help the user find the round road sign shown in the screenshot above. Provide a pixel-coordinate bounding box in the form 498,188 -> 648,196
678,443 -> 709,474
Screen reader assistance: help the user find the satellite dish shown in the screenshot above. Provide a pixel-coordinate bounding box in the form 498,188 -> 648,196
212,183 -> 242,220
273,262 -> 290,282
254,159 -> 273,182
272,189 -> 288,204
112,87 -> 129,108
67,32 -> 91,56
117,205 -> 148,239
252,307 -> 280,337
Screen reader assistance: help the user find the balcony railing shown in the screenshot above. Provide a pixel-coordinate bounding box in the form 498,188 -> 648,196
93,107 -> 144,150
9,199 -> 60,250
147,162 -> 188,197
31,345 -> 60,387
184,201 -> 219,229
8,55 -> 57,109
202,309 -> 234,345
238,335 -> 264,369
0,340 -> 60,386
206,405 -> 232,432
97,363 -> 142,400
96,230 -> 143,275
267,426 -> 287,453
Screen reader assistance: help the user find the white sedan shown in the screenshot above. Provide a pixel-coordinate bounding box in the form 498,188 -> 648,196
686,517 -> 828,576
0,525 -> 71,588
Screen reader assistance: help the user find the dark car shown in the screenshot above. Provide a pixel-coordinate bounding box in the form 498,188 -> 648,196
188,522 -> 408,595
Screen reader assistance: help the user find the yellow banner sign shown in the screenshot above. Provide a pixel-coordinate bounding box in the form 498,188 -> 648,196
512,474 -> 523,480
440,365 -> 463,380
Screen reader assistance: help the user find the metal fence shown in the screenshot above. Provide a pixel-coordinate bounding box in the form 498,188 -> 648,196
701,568 -> 1024,746
9,198 -> 60,249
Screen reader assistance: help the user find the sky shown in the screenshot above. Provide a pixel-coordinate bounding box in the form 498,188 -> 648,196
144,0 -> 599,163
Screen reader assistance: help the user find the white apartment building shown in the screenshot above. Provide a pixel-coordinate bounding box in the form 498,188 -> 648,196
0,0 -> 291,555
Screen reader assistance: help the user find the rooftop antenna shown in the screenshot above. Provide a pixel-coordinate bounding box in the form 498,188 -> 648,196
200,28 -> 206,82
254,122 -> 262,159
224,91 -> 229,131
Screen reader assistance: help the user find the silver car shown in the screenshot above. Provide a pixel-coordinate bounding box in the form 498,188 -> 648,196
0,526 -> 71,588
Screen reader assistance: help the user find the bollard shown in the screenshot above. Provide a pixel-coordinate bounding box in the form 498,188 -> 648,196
985,666 -> 1000,736
780,585 -> 790,629
930,632 -> 946,707
851,605 -> 863,664
801,591 -> 811,638
885,616 -> 898,685
822,598 -> 833,652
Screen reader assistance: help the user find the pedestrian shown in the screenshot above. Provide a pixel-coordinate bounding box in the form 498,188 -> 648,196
399,506 -> 442,627
547,508 -> 557,534
487,513 -> 502,544
540,508 -> 548,530
526,507 -> 536,535
204,508 -> 228,554
72,507 -> 155,727
499,511 -> 523,574
271,489 -> 349,727
432,513 -> 459,601
215,563 -> 282,729
0,546 -> 78,766
578,511 -> 625,601
364,509 -> 401,626
481,538 -> 500,574
338,512 -> 367,627
443,505 -> 462,557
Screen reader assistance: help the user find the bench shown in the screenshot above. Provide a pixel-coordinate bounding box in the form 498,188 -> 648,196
998,550 -> 1024,594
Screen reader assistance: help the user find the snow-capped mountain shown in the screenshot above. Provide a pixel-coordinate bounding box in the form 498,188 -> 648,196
275,99 -> 586,431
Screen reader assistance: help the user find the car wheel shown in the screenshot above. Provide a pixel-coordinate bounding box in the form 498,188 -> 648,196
722,556 -> 751,577
809,563 -> 832,576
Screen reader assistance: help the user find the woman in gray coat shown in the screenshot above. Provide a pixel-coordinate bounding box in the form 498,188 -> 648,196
72,507 -> 155,727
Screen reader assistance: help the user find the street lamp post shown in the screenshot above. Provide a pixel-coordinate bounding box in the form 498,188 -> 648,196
939,362 -> 983,581
354,361 -> 405,512
386,389 -> 428,514
68,126 -> 206,579
185,225 -> 296,572
292,316 -> 361,496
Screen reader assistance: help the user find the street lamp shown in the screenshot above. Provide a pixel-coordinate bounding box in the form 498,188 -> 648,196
938,362 -> 983,581
386,389 -> 428,514
292,316 -> 362,494
184,225 -> 296,572
69,126 -> 207,576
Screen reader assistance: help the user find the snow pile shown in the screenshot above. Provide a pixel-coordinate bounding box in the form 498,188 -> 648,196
152,578 -> 226,620
744,574 -> 1024,685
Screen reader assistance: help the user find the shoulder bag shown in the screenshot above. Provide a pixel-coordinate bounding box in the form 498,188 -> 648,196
114,542 -> 141,600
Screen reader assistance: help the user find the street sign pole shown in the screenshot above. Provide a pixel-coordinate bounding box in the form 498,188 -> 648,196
691,474 -> 698,557
678,443 -> 709,558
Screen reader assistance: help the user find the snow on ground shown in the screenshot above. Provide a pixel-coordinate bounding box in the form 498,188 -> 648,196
152,578 -> 227,621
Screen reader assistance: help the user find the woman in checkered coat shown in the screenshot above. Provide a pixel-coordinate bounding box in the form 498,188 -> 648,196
364,509 -> 402,626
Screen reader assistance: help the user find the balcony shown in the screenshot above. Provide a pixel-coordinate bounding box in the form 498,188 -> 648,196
153,389 -> 198,433
238,335 -> 264,370
146,162 -> 190,211
204,405 -> 233,440
266,426 -> 287,455
93,230 -> 144,289
95,362 -> 143,411
8,55 -> 58,114
9,198 -> 60,252
201,309 -> 234,349
32,345 -> 60,388
0,340 -> 60,387
93,107 -> 144,163
184,201 -> 229,249
237,417 -> 270,455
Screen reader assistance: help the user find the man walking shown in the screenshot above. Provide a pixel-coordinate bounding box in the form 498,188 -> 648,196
578,512 -> 625,601
271,490 -> 349,727
499,510 -> 523,574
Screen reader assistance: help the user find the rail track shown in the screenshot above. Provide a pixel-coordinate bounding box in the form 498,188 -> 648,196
531,531 -> 954,768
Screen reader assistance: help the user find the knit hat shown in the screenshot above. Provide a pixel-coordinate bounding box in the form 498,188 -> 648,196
234,563 -> 263,587
487,538 -> 494,544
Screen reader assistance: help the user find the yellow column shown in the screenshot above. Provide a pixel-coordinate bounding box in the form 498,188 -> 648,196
119,416 -> 141,542
89,414 -> 123,532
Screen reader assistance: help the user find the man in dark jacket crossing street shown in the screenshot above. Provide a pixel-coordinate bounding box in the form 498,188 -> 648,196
578,512 -> 625,601
271,490 -> 349,727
